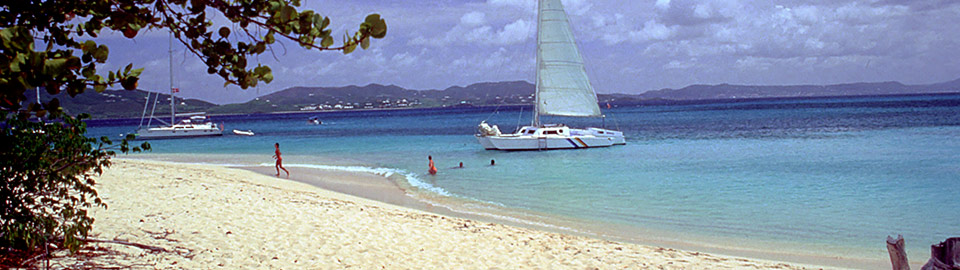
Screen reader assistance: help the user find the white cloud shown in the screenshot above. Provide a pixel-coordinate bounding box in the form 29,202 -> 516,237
461,11 -> 486,26
497,19 -> 534,44
488,0 -> 590,15
655,0 -> 671,10
410,15 -> 533,47
663,59 -> 696,69
488,0 -> 535,11
693,4 -> 712,19
628,19 -> 676,42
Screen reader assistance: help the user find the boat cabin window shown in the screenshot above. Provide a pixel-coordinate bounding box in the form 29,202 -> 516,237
543,130 -> 559,135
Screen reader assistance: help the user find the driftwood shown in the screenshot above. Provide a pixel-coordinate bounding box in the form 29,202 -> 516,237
921,237 -> 960,270
888,235 -> 910,270
83,238 -> 169,253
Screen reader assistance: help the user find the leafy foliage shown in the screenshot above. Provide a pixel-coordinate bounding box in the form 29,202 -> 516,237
0,0 -> 387,114
0,112 -> 149,255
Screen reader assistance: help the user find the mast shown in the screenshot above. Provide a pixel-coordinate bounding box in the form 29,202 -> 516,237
169,32 -> 175,124
533,0 -> 543,127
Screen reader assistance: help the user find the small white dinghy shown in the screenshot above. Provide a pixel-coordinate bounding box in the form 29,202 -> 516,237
232,129 -> 255,136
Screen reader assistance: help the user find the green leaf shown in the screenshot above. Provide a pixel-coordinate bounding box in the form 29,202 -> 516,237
343,43 -> 356,54
81,66 -> 95,78
265,32 -> 275,44
93,45 -> 109,63
371,20 -> 387,39
218,27 -> 230,38
360,37 -> 369,50
129,67 -> 144,77
280,6 -> 296,22
262,70 -> 274,83
81,40 -> 96,53
46,98 -> 60,111
121,76 -> 138,90
364,14 -> 381,25
43,58 -> 68,74
252,42 -> 265,54
93,84 -> 106,92
321,36 -> 333,47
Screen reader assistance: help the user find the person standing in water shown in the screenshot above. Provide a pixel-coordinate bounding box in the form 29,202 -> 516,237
273,143 -> 289,178
428,155 -> 438,175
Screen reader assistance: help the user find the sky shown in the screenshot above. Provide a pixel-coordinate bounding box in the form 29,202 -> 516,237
93,0 -> 960,104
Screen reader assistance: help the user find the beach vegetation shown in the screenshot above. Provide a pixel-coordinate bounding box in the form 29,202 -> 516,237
0,111 -> 148,260
0,0 -> 386,265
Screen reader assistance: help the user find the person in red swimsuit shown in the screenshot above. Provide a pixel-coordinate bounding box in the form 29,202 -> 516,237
273,143 -> 289,178
428,155 -> 438,175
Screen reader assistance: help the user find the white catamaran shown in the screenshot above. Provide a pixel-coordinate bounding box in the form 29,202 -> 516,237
476,0 -> 625,150
136,33 -> 222,139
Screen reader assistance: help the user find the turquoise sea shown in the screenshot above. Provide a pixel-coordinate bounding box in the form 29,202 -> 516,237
87,94 -> 960,268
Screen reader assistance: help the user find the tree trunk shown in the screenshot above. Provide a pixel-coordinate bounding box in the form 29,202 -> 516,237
921,237 -> 960,270
888,235 -> 910,270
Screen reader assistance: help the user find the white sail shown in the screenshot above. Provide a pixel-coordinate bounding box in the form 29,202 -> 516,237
536,0 -> 601,118
475,0 -> 625,151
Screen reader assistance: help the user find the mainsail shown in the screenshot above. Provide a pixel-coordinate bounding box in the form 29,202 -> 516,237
535,0 -> 601,119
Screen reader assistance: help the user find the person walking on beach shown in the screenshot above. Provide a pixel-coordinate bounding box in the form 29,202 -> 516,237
273,143 -> 289,178
428,155 -> 438,175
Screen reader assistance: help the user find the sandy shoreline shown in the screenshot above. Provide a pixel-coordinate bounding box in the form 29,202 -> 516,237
35,159 -> 844,269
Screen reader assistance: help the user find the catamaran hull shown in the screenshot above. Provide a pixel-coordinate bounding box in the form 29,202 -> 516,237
477,129 -> 625,151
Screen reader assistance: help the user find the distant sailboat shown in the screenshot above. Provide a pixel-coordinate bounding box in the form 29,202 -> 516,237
136,33 -> 223,139
476,0 -> 625,150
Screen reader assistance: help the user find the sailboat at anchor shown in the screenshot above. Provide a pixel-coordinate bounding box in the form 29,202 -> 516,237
135,33 -> 223,139
476,0 -> 625,150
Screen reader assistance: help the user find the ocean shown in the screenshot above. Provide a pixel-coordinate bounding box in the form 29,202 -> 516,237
86,93 -> 960,267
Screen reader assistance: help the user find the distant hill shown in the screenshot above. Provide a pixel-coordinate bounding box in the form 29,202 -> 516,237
211,81 -> 535,114
636,79 -> 960,101
34,77 -> 960,118
24,88 -> 216,119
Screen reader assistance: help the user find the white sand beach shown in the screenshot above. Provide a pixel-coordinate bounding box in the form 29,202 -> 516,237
35,159 -> 843,269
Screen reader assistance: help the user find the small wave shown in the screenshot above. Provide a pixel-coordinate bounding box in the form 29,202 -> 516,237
268,163 -> 452,197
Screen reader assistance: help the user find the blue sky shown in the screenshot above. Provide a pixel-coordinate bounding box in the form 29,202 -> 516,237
96,0 -> 960,104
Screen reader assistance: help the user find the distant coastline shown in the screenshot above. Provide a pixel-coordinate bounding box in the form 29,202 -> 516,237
83,92 -> 960,123
39,77 -> 960,120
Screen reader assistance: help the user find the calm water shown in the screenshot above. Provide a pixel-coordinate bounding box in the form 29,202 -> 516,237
88,94 -> 960,265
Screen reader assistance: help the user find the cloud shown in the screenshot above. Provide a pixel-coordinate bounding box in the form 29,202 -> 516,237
409,11 -> 534,47
100,0 -> 960,103
655,0 -> 671,10
488,0 -> 591,15
628,19 -> 676,42
497,19 -> 533,44
461,11 -> 486,26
